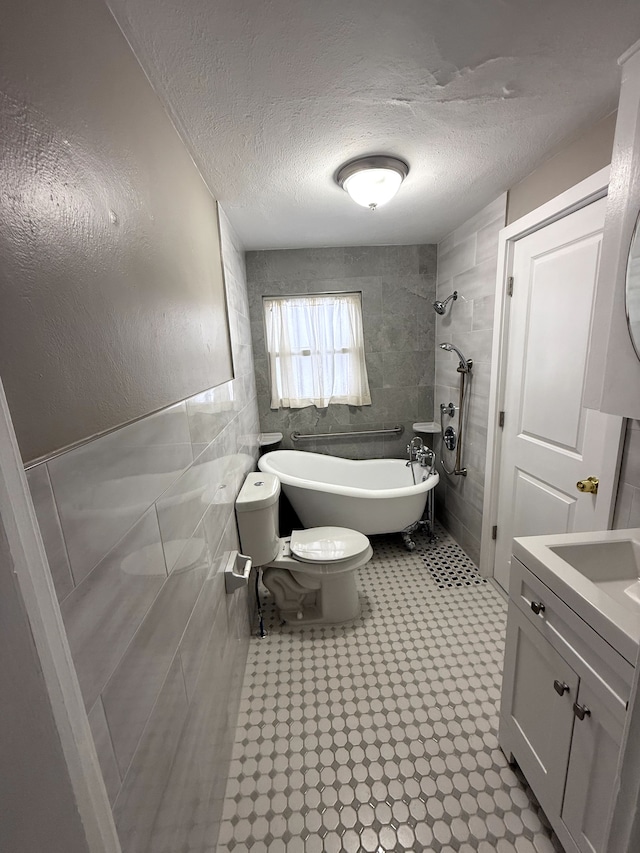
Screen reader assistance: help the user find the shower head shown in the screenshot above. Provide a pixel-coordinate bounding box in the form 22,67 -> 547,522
439,342 -> 473,373
433,291 -> 458,315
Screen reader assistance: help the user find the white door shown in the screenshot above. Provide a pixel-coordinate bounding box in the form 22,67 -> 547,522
494,198 -> 623,591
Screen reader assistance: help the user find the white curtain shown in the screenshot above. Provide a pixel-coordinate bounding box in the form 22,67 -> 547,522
263,292 -> 372,409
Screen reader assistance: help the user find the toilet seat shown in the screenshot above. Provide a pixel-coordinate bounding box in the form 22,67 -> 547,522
290,527 -> 370,563
266,534 -> 373,577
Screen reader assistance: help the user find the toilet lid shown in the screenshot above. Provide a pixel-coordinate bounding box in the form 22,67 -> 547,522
290,527 -> 370,563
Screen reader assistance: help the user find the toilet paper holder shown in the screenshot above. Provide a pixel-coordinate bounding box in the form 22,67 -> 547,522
224,551 -> 253,594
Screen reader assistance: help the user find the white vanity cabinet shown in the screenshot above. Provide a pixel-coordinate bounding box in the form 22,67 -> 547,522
500,557 -> 633,853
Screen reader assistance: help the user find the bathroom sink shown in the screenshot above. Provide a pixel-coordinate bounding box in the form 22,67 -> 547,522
549,539 -> 640,609
512,529 -> 640,663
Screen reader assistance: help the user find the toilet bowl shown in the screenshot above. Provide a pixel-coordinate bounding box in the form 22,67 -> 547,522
235,472 -> 372,624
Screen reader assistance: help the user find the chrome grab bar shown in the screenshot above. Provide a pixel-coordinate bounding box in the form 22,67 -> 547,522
290,425 -> 403,442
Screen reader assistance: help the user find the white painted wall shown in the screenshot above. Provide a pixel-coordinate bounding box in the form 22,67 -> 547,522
507,112 -> 616,224
1,0 -> 233,463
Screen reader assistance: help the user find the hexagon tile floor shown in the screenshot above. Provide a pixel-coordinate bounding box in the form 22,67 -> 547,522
216,526 -> 564,853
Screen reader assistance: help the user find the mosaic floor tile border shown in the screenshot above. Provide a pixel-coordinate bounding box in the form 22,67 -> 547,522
217,525 -> 563,853
417,538 -> 489,590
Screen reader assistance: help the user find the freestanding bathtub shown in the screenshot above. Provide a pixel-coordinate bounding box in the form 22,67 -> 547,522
258,450 -> 439,537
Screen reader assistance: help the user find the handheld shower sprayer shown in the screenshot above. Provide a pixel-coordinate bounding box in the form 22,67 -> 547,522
433,291 -> 458,315
439,342 -> 473,477
439,342 -> 473,373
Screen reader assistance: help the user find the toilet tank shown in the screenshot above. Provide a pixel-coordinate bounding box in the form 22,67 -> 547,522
235,473 -> 281,566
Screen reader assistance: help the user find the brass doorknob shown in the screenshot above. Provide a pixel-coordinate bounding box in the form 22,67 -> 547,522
576,476 -> 599,494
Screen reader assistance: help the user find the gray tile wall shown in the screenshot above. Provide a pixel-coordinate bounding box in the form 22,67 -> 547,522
613,419 -> 640,528
434,195 -> 507,565
245,246 -> 437,459
26,208 -> 259,853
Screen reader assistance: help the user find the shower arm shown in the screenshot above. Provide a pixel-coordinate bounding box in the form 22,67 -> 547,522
433,290 -> 458,315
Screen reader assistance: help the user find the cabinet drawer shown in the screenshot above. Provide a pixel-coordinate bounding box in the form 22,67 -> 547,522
510,557 -> 633,714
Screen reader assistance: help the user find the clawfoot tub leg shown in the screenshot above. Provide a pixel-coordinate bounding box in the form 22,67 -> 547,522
401,531 -> 416,551
401,523 -> 418,551
401,495 -> 437,550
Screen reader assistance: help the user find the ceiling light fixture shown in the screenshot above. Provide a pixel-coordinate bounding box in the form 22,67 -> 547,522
336,155 -> 409,211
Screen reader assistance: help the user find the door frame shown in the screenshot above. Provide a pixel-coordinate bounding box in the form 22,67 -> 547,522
0,376 -> 121,853
480,166 -> 613,579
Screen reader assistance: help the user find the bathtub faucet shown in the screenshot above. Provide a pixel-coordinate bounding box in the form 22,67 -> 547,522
407,437 -> 435,473
416,447 -> 435,472
406,436 -> 424,466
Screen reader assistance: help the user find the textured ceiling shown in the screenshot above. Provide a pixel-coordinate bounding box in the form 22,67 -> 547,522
106,0 -> 640,249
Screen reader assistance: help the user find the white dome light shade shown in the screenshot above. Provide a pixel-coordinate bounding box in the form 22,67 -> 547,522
336,156 -> 409,211
343,168 -> 403,209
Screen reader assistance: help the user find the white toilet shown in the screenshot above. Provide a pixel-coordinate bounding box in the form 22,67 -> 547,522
235,472 -> 372,624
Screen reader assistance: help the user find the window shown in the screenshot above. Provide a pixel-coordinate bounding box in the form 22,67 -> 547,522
263,292 -> 371,409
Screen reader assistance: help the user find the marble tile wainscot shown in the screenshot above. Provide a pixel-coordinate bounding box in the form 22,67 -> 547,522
434,195 -> 507,565
25,209 -> 260,853
246,245 -> 437,460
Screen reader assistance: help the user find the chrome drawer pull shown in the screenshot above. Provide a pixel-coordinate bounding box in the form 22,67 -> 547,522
554,680 -> 569,696
573,702 -> 591,721
530,600 -> 546,616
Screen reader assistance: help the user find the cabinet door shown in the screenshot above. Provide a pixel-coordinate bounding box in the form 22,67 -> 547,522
501,603 -> 578,815
561,679 -> 625,853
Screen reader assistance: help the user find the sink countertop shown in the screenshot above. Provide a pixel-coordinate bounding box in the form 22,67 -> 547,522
513,528 -> 640,665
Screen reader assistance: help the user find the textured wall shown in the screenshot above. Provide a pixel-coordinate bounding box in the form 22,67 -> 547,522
434,195 -> 507,565
246,245 -> 436,459
26,211 -> 259,853
0,0 -> 233,463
